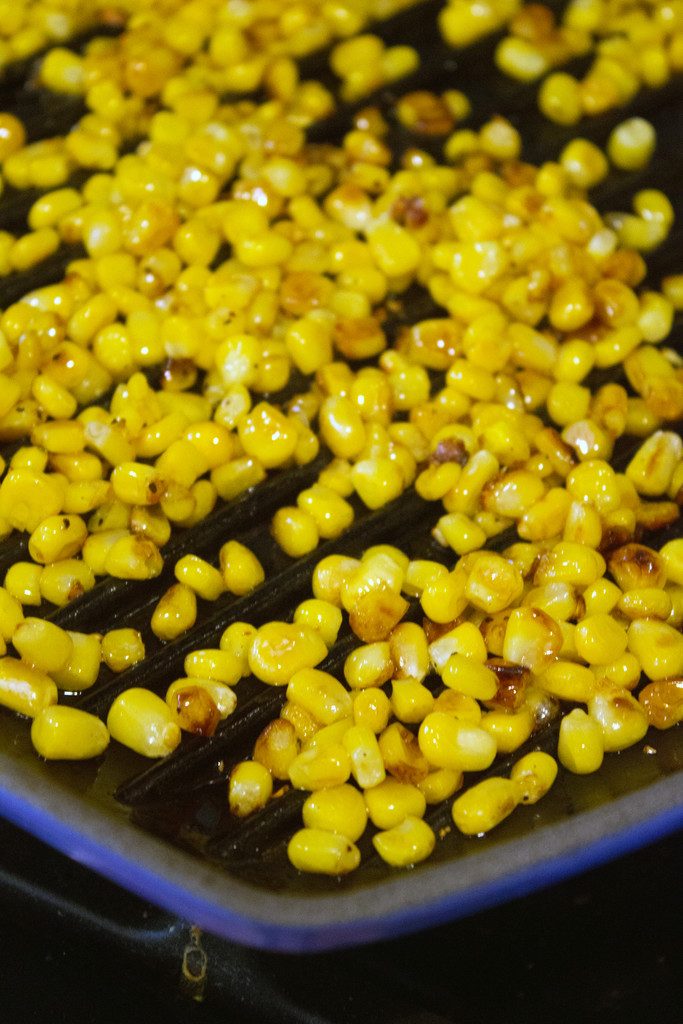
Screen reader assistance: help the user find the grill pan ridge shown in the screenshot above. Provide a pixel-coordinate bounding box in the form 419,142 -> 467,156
0,0 -> 681,952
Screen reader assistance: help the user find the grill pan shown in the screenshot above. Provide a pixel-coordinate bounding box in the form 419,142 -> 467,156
0,0 -> 681,952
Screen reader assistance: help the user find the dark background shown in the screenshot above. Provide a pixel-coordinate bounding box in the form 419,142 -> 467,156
0,818 -> 679,1024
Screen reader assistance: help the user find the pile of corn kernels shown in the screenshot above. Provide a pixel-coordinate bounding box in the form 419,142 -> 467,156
0,0 -> 681,875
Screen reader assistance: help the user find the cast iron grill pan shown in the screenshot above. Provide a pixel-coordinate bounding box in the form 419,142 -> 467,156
0,0 -> 681,951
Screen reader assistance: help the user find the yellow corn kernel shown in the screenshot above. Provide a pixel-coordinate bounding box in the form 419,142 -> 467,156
502,606 -> 563,673
99,628 -> 144,674
627,619 -> 683,680
0,586 -> 25,640
617,588 -> 671,621
607,117 -> 656,171
248,622 -> 327,686
302,784 -> 367,843
107,688 -> 181,759
539,661 -> 595,703
4,562 -> 42,607
372,816 -> 435,868
31,706 -> 109,761
173,554 -> 224,602
583,578 -> 621,616
0,656 -> 58,717
418,711 -> 497,771
342,723 -> 386,788
452,777 -> 519,836
151,583 -> 197,642
389,622 -> 430,683
288,742 -> 351,790
557,708 -> 604,774
238,402 -> 297,468
574,613 -> 628,666
482,707 -> 534,753
433,512 -> 487,555
293,599 -> 342,649
351,457 -> 404,510
403,560 -> 448,598
12,618 -> 73,674
271,506 -> 319,558
220,540 -> 265,596
441,654 -> 498,700
533,542 -> 605,587
465,553 -> 524,613
364,778 -> 427,830
319,395 -> 366,461
287,668 -> 352,726
39,560 -> 95,606
417,767 -> 463,804
288,828 -> 360,875
229,760 -> 273,817
352,688 -> 391,733
28,514 -> 88,565
297,484 -> 354,540
421,569 -> 468,623
433,690 -> 483,723
510,751 -> 558,804
588,690 -> 649,752
303,720 -> 353,753
661,539 -> 683,586
626,431 -> 682,497
104,535 -> 164,580
311,555 -> 360,607
0,469 -> 64,532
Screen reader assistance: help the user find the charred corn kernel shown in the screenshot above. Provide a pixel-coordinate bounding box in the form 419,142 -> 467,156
539,661 -> 595,703
288,742 -> 351,790
342,723 -> 386,788
0,469 -> 64,532
510,751 -> 558,804
353,688 -> 391,733
248,622 -> 328,686
482,707 -> 534,753
607,117 -> 656,171
301,785 -> 368,849
418,712 -> 497,772
0,656 -> 57,717
583,578 -> 621,616
31,706 -> 109,761
502,606 -> 562,673
293,600 -> 342,649
574,613 -> 628,666
608,544 -> 666,591
452,777 -> 519,836
442,654 -> 498,700
12,618 -> 73,674
617,588 -> 672,621
287,668 -> 352,725
378,722 -> 430,785
164,682 -> 222,737
271,506 -> 320,558
229,760 -> 273,817
108,687 -> 181,760
151,584 -> 197,642
253,718 -> 300,779
639,679 -> 683,730
101,628 -> 145,673
288,828 -> 360,875
534,542 -> 605,587
626,431 -> 682,497
390,622 -> 430,682
588,690 -> 649,752
348,588 -> 409,644
39,559 -> 95,607
627,619 -> 683,680
220,540 -> 265,596
373,815 -> 435,868
297,485 -> 354,540
28,514 -> 87,565
421,569 -> 468,623
173,554 -> 224,602
558,707 -> 604,774
465,553 -> 523,613
238,402 -> 297,468
4,562 -> 42,607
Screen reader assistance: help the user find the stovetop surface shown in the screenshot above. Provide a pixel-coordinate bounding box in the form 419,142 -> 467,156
0,817 -> 679,1024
